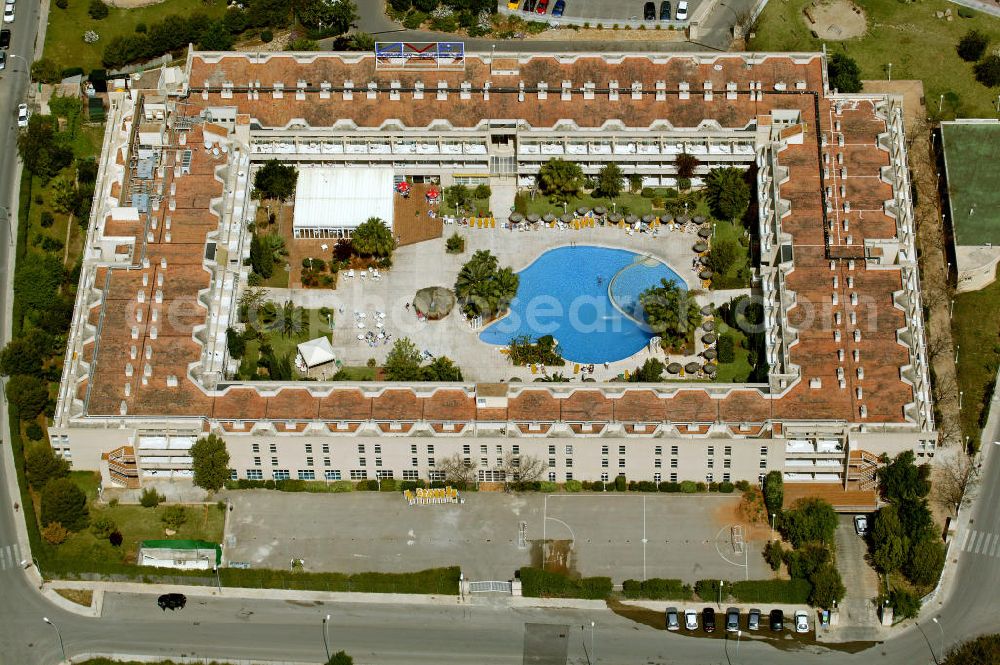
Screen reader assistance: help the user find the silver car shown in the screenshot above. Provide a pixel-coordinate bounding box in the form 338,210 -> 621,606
665,607 -> 680,631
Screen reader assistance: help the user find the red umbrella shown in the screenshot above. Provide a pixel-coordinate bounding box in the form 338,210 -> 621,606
426,187 -> 440,199
397,181 -> 411,193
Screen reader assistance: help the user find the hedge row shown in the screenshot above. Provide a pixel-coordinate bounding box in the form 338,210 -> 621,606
694,578 -> 812,604
622,578 -> 693,600
222,478 -> 752,495
518,567 -> 613,600
223,478 -> 452,493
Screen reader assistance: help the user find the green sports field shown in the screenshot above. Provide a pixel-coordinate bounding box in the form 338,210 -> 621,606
941,121 -> 1000,246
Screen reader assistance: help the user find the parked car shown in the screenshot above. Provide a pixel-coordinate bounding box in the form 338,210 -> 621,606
2,5 -> 13,23
157,593 -> 187,611
769,609 -> 784,632
536,0 -> 549,13
643,1 -> 656,20
675,0 -> 688,19
665,607 -> 680,631
660,0 -> 671,20
684,608 -> 698,630
0,51 -> 5,70
854,514 -> 868,536
0,28 -> 9,49
552,0 -> 565,16
726,607 -> 740,633
522,0 -> 536,11
17,103 -> 28,128
702,607 -> 716,633
508,0 -> 520,8
747,608 -> 761,631
795,610 -> 810,633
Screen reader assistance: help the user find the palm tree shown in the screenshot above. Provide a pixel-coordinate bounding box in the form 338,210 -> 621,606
639,279 -> 701,349
351,217 -> 395,258
455,250 -> 500,316
276,300 -> 304,338
492,267 -> 519,315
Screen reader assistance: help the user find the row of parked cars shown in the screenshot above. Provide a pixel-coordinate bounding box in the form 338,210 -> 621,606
644,0 -> 687,21
511,0 -> 567,17
665,607 -> 809,633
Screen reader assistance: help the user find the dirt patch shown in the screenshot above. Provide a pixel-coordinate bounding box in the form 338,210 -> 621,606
54,588 -> 94,607
542,539 -> 576,576
803,0 -> 867,40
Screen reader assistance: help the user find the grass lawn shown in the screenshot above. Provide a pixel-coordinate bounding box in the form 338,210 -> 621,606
333,365 -> 377,380
752,0 -> 1000,118
713,323 -> 754,383
708,217 -> 752,289
239,308 -> 333,379
951,268 -> 1000,447
43,0 -> 226,73
440,196 -> 491,217
259,263 -> 291,288
521,191 -> 661,217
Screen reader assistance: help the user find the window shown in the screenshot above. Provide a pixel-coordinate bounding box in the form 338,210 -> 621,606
497,445 -> 503,454
358,444 -> 365,454
706,473 -> 714,483
511,457 -> 520,468
411,444 -> 418,454
324,457 -> 331,467
496,458 -> 503,468
548,472 -> 556,482
271,457 -> 278,467
463,457 -> 471,467
549,458 -> 556,468
306,457 -> 314,467
654,473 -> 661,483
463,444 -> 471,455
670,473 -> 677,483
760,446 -> 768,457
427,445 -> 435,454
322,444 -> 330,454
602,458 -> 609,468
374,444 -> 382,455
269,443 -> 277,454
759,460 -> 767,469
618,445 -> 626,455
359,458 -> 367,467
253,456 -> 261,467
565,472 -> 573,481
481,445 -> 488,454
724,459 -> 731,469
708,459 -> 714,469
512,445 -> 520,454
376,458 -> 383,467
252,443 -> 260,454
723,473 -> 731,482
429,470 -> 446,482
350,469 -> 368,480
298,470 -> 315,480
376,470 -> 394,480
654,446 -> 662,456
601,445 -> 609,455
565,445 -> 573,455
273,469 -> 290,480
229,469 -> 238,481
724,446 -> 732,456
305,444 -> 313,454
566,459 -> 573,468
654,458 -> 662,468
480,457 -> 488,467
325,470 -> 342,480
618,458 -> 626,468
411,457 -> 419,467
670,458 -> 678,469
671,445 -> 678,456
402,470 -> 419,480
548,445 -> 556,455
247,469 -> 263,480
601,472 -> 609,482
707,446 -> 715,456
759,473 -> 766,484
428,458 -> 436,467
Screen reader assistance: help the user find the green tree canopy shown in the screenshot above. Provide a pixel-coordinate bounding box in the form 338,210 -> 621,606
351,217 -> 395,258
779,497 -> 838,548
191,434 -> 231,492
253,160 -> 298,201
383,337 -> 424,381
422,356 -> 463,381
706,237 -> 740,276
957,29 -> 990,62
455,250 -> 519,318
705,167 -> 751,222
762,470 -> 783,515
17,113 -> 74,179
943,634 -> 1000,665
596,163 -> 624,198
808,564 -> 846,608
15,252 -> 66,313
878,450 -> 931,503
0,337 -> 45,377
41,477 -> 89,531
974,55 -> 1000,87
906,537 -> 946,587
327,651 -> 354,665
297,0 -> 358,33
6,374 -> 50,420
629,357 -> 665,382
537,159 -> 584,203
870,505 -> 908,573
249,233 -> 275,278
828,52 -> 863,93
24,443 -> 70,490
638,279 -> 700,350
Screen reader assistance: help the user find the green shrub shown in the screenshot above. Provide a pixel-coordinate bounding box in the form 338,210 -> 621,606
719,481 -> 735,493
763,540 -> 784,571
403,10 -> 427,29
680,480 -> 697,493
614,475 -> 627,492
735,480 -> 751,491
261,29 -> 273,43
539,481 -> 558,493
695,579 -> 724,601
135,22 -> 147,33
637,480 -> 658,492
622,578 -> 693,600
519,568 -> 612,599
274,479 -> 306,492
329,480 -> 354,492
730,578 -> 812,604
709,481 -> 720,492
40,212 -> 55,228
564,479 -> 583,492
678,178 -> 691,191
696,482 -> 707,492
139,487 -> 163,508
445,232 -> 465,254
640,187 -> 655,198
90,516 -> 117,538
379,478 -> 397,492
717,333 -> 735,363
88,0 -> 109,19
161,505 -> 188,530
888,588 -> 920,619
659,481 -> 680,492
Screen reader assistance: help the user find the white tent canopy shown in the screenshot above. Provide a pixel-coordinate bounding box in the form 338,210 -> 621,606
292,167 -> 394,238
297,337 -> 336,368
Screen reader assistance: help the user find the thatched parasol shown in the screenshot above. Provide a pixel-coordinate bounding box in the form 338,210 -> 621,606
413,286 -> 456,321
666,362 -> 682,374
577,206 -> 590,216
703,348 -> 718,360
700,305 -> 714,316
685,362 -> 701,373
560,213 -> 574,224
702,321 -> 715,332
594,206 -> 608,216
624,214 -> 639,225
509,212 -> 524,224
608,212 -> 623,223
700,269 -> 714,280
703,332 -> 717,344
698,227 -> 713,238
693,241 -> 708,253
660,213 -> 674,223
693,215 -> 707,225
641,214 -> 654,224
526,213 -> 541,224
542,212 -> 556,223
703,363 -> 718,375
676,215 -> 691,225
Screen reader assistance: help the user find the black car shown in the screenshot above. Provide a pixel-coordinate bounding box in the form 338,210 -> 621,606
157,593 -> 187,611
0,29 -> 10,50
660,0 -> 671,19
769,609 -> 784,631
702,607 -> 716,633
643,1 -> 656,20
522,0 -> 537,11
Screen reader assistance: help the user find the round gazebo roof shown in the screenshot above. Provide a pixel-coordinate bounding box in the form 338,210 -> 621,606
413,286 -> 456,321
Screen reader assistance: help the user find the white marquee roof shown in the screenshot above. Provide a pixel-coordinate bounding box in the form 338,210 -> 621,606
292,167 -> 394,231
297,337 -> 337,368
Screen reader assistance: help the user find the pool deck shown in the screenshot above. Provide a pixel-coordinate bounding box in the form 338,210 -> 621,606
263,222 -> 750,383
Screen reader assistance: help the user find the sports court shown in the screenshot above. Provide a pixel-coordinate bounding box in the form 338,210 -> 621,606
940,120 -> 1000,246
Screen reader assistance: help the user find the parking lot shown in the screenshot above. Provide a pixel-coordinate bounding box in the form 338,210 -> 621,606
504,0 -> 700,26
222,490 -> 772,582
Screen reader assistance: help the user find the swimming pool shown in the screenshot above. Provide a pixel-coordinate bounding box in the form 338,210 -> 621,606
479,246 -> 686,364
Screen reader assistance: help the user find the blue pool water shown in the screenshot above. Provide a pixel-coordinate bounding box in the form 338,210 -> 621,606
479,246 -> 686,364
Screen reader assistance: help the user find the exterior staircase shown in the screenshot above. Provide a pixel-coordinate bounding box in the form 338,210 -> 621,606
103,445 -> 140,488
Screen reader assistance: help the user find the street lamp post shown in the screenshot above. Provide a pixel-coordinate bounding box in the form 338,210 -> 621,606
42,617 -> 67,663
959,391 -> 964,409
590,621 -> 596,664
932,617 -> 944,662
0,205 -> 13,245
213,564 -> 222,593
887,62 -> 892,82
736,629 -> 742,660
770,513 -> 776,540
322,613 -> 332,662
718,580 -> 725,609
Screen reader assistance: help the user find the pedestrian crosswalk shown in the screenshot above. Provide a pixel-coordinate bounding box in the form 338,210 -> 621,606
960,529 -> 1000,558
0,542 -> 22,570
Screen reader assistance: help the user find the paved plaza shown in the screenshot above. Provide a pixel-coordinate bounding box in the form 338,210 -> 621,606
266,222 -> 748,383
222,490 -> 773,582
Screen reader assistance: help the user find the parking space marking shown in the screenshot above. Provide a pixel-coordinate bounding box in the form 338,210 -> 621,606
968,531 -> 982,553
961,529 -> 973,551
975,532 -> 988,554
